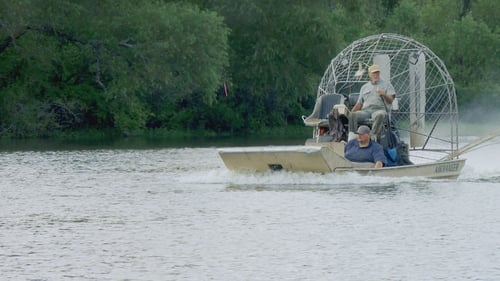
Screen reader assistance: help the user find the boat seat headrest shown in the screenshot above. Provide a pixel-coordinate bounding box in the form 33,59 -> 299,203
348,93 -> 360,108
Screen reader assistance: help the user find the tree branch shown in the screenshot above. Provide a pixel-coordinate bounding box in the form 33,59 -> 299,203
0,22 -> 27,53
118,37 -> 135,48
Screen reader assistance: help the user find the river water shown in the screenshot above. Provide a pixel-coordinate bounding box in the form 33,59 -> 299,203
1,137 -> 500,281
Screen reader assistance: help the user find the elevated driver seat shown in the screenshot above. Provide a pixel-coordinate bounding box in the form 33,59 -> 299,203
302,93 -> 346,141
348,93 -> 374,128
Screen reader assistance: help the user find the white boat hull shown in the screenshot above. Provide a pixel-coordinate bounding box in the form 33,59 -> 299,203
218,143 -> 466,179
335,159 -> 465,179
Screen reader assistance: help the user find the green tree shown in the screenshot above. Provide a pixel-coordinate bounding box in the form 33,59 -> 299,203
470,0 -> 500,31
421,0 -> 463,35
0,0 -> 229,136
1,0 -> 498,137
336,0 -> 396,32
385,0 -> 424,36
186,0 -> 349,130
437,15 -> 499,104
411,0 -> 499,107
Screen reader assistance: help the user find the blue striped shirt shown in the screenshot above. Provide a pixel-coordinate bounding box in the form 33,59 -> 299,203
344,139 -> 387,164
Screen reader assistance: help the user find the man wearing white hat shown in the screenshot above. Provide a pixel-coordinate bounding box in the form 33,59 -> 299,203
349,64 -> 396,140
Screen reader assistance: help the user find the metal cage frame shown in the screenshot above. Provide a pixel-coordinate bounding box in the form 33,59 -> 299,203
317,33 -> 459,158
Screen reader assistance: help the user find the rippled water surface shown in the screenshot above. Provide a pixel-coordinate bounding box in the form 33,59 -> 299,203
1,138 -> 500,280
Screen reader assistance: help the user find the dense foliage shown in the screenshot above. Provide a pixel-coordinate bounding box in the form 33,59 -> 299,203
0,0 -> 498,137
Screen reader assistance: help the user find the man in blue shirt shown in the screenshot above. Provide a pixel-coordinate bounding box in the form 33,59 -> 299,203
344,125 -> 387,168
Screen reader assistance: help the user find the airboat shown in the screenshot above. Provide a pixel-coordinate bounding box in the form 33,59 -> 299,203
218,33 -> 473,179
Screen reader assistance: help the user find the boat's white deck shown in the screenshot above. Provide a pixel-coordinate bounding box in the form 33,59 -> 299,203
218,145 -> 321,153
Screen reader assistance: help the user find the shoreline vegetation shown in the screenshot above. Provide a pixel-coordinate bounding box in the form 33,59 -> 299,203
0,120 -> 496,151
1,1 -> 498,140
0,119 -> 495,139
28,125 -> 312,140
0,125 -> 313,151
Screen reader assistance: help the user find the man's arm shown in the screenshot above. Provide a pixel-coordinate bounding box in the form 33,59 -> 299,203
377,81 -> 396,103
351,102 -> 362,112
376,89 -> 394,103
372,142 -> 387,168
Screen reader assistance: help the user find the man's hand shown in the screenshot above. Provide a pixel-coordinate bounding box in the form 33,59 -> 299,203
377,88 -> 394,103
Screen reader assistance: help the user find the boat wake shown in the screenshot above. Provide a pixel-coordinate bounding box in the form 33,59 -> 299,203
458,138 -> 500,183
180,164 -> 436,192
176,138 -> 500,188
